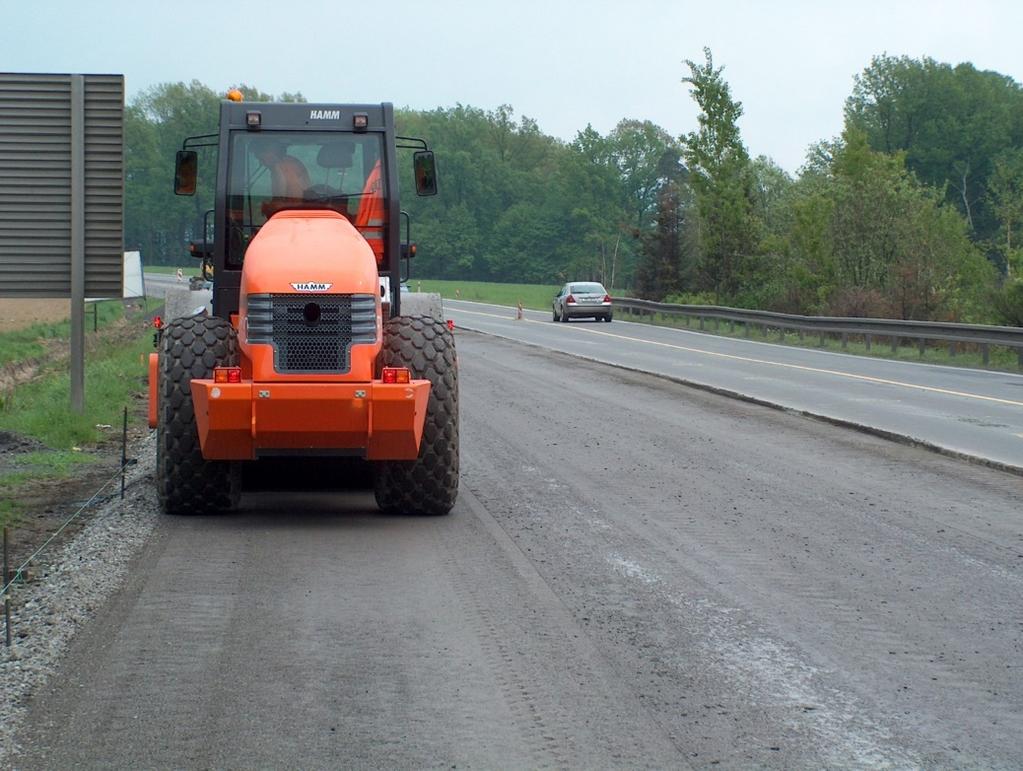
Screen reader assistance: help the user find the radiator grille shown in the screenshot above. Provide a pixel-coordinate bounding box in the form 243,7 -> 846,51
246,293 -> 376,373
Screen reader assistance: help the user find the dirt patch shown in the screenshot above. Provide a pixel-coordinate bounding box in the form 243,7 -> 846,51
0,299 -> 71,334
2,398 -> 151,580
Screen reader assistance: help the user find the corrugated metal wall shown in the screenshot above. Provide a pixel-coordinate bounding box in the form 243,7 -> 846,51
0,73 -> 124,298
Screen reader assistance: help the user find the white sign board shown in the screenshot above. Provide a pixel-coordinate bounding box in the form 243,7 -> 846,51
122,251 -> 144,298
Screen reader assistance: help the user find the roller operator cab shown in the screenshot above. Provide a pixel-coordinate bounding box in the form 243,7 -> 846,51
151,99 -> 457,516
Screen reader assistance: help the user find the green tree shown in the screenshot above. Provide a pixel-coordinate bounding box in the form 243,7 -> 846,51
987,148 -> 1023,276
681,48 -> 759,298
845,54 -> 1023,241
803,130 -> 992,320
635,179 -> 699,300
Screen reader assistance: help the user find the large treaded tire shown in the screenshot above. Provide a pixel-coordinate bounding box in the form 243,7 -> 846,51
156,316 -> 241,515
374,316 -> 459,515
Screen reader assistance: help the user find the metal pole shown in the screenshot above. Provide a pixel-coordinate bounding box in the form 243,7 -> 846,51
4,527 -> 11,647
70,75 -> 86,414
121,406 -> 128,499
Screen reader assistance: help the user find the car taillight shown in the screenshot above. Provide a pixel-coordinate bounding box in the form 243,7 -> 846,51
382,367 -> 411,384
213,366 -> 242,383
566,294 -> 577,304
603,294 -> 612,303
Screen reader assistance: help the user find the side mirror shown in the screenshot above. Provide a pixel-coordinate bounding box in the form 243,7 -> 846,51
413,151 -> 438,197
188,240 -> 212,259
174,150 -> 198,196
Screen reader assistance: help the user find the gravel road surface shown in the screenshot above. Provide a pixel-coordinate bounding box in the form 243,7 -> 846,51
13,332 -> 1023,768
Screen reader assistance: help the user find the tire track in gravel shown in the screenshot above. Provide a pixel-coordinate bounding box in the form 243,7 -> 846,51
456,331 -> 1023,768
442,487 -> 686,768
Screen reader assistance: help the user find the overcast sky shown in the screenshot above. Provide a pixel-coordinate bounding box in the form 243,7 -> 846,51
4,0 -> 1022,173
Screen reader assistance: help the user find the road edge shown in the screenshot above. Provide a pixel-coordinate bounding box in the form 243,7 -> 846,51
454,323 -> 1023,479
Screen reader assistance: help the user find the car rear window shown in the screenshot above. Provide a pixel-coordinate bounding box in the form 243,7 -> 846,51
570,283 -> 606,294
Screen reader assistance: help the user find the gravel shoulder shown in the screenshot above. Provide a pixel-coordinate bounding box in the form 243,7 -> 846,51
0,433 -> 158,765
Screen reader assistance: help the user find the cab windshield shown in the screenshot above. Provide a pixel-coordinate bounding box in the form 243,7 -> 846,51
224,131 -> 387,267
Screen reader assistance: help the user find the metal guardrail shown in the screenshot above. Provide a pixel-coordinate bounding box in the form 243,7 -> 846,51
612,298 -> 1023,369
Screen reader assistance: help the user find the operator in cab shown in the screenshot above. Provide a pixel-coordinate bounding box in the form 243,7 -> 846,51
254,139 -> 310,215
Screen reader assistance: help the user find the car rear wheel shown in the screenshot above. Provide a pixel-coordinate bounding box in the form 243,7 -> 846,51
560,307 -> 569,323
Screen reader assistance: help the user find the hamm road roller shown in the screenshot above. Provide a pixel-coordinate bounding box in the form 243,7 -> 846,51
148,96 -> 457,515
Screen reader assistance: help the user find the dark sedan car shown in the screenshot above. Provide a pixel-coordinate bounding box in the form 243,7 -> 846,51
552,281 -> 612,322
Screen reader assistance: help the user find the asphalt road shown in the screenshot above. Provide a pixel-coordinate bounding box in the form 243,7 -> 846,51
444,299 -> 1023,473
17,332 -> 1023,768
142,271 -> 189,297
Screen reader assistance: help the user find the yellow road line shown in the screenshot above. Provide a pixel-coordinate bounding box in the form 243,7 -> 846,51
453,307 -> 1023,409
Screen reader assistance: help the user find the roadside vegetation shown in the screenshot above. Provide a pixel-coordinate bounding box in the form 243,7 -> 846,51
144,265 -> 196,275
411,279 -> 577,311
126,54 -> 1023,330
0,300 -> 126,367
0,309 -> 151,526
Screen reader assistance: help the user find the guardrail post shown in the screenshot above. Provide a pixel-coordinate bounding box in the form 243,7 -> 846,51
918,339 -> 926,357
841,332 -> 848,350
1018,348 -> 1023,371
745,321 -> 750,338
699,317 -> 705,331
729,320 -> 735,334
819,331 -> 825,347
982,344 -> 989,366
891,336 -> 898,353
865,334 -> 872,352
948,341 -> 956,358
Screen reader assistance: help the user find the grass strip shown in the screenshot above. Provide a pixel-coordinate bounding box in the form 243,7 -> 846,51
0,300 -> 128,367
0,319 -> 151,526
143,265 -> 197,275
0,321 -> 151,447
409,278 -> 626,312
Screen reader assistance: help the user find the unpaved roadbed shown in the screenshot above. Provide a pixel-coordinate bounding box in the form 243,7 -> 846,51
0,434 -> 158,766
9,333 -> 1023,767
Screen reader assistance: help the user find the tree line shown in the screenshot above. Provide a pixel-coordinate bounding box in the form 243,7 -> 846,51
125,52 -> 1023,324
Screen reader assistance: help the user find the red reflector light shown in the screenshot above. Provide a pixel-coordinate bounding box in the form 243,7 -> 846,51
214,367 -> 242,383
566,294 -> 576,304
447,319 -> 455,331
153,315 -> 163,329
382,367 -> 411,384
603,294 -> 612,303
